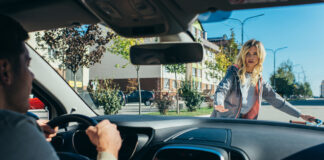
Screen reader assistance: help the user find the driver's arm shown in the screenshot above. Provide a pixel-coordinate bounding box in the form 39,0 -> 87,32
0,110 -> 59,160
86,120 -> 122,160
37,119 -> 58,142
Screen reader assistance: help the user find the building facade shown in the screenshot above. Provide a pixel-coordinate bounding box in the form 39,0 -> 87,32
90,21 -> 221,95
28,22 -> 221,96
208,34 -> 229,47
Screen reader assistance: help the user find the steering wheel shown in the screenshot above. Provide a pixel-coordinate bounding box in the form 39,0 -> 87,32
47,114 -> 98,128
47,114 -> 98,160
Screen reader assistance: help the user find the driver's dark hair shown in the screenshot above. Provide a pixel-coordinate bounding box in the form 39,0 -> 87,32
0,15 -> 29,70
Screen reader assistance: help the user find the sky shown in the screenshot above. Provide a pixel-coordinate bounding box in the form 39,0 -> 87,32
201,3 -> 324,96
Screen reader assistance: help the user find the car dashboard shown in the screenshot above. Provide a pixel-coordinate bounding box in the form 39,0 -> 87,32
51,115 -> 324,160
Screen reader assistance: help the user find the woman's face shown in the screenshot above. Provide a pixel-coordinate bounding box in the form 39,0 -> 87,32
245,46 -> 259,70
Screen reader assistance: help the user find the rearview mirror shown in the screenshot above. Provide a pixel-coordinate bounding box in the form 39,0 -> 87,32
130,43 -> 203,65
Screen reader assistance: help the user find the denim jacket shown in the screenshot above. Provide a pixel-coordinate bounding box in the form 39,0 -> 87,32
210,65 -> 301,119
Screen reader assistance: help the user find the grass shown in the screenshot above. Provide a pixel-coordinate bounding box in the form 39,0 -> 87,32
145,107 -> 213,116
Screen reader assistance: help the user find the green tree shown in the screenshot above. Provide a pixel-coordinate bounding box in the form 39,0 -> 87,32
205,52 -> 232,80
270,60 -> 295,98
88,79 -> 122,115
35,24 -> 115,92
178,81 -> 204,112
165,64 -> 186,114
125,78 -> 138,93
294,82 -> 313,98
294,82 -> 304,98
108,35 -> 144,114
221,29 -> 239,63
205,29 -> 239,81
304,82 -> 313,98
153,93 -> 174,115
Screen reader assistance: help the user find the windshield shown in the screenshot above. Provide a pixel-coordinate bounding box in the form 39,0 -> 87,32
28,3 -> 324,125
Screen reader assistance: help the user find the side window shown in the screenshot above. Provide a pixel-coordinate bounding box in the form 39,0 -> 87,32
28,82 -> 66,120
28,93 -> 49,120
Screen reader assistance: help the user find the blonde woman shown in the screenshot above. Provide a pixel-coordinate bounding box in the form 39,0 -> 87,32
210,39 -> 314,122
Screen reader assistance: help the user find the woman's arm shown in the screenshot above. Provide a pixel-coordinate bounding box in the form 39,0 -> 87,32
211,67 -> 236,117
262,81 -> 316,122
262,81 -> 301,118
214,66 -> 235,106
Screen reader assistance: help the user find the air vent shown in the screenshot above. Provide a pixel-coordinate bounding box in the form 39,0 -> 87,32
153,145 -> 227,160
229,150 -> 247,160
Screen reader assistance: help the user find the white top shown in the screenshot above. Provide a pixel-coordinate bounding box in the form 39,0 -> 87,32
240,73 -> 257,114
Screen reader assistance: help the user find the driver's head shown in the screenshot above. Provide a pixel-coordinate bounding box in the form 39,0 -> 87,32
0,15 -> 34,113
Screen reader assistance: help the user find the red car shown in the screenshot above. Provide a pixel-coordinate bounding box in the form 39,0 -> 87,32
29,98 -> 45,109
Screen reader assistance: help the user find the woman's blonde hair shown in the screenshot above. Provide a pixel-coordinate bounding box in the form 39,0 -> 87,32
235,39 -> 266,86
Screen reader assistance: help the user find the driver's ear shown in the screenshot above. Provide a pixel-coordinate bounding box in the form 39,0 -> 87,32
0,59 -> 13,86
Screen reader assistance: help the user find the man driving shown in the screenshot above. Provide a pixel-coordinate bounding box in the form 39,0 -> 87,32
0,15 -> 122,160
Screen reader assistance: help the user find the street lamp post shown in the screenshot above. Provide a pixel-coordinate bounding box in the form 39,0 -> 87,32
266,47 -> 288,90
227,14 -> 264,45
293,64 -> 306,83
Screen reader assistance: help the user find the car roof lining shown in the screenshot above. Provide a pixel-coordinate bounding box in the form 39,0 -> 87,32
173,0 -> 324,12
0,0 -> 100,32
0,0 -> 323,34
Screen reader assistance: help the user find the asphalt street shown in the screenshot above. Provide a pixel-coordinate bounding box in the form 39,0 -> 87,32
116,101 -> 211,115
117,103 -> 159,115
93,102 -> 160,115
259,99 -> 324,123
114,99 -> 324,124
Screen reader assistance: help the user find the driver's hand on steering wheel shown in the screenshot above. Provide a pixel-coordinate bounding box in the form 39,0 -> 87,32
86,120 -> 122,159
37,119 -> 58,142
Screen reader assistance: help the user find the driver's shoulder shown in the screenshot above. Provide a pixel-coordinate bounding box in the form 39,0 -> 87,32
0,110 -> 59,160
0,109 -> 37,129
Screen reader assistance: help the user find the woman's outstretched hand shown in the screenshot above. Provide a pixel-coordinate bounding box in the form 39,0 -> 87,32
300,114 -> 316,122
214,105 -> 229,112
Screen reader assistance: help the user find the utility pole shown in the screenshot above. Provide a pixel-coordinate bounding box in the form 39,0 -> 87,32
227,14 -> 264,45
136,65 -> 142,115
266,47 -> 288,90
293,64 -> 304,83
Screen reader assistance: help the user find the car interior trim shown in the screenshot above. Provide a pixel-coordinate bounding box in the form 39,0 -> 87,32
153,144 -> 225,160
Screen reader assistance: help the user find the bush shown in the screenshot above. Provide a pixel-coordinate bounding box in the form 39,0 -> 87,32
153,92 -> 174,115
178,81 -> 204,112
88,79 -> 122,115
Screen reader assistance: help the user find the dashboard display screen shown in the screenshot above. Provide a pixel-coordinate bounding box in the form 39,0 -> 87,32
155,148 -> 221,160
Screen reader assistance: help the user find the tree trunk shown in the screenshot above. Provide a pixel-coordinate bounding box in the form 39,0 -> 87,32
136,65 -> 142,115
73,72 -> 78,93
175,72 -> 180,115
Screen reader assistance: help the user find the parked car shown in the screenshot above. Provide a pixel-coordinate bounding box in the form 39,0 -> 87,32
4,0 -> 324,160
29,97 -> 45,110
126,90 -> 154,106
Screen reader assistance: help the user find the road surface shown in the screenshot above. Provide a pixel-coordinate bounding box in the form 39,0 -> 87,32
95,99 -> 324,124
259,99 -> 324,123
118,103 -> 159,115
